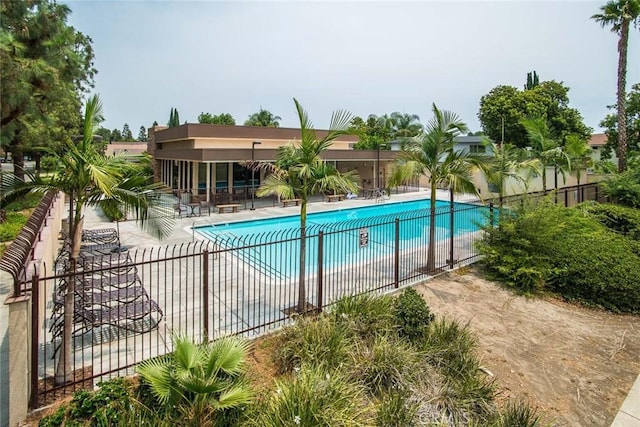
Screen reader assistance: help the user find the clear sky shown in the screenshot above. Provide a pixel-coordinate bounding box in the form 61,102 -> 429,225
67,0 -> 639,134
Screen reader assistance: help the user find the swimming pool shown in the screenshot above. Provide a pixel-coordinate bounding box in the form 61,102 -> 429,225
195,199 -> 488,277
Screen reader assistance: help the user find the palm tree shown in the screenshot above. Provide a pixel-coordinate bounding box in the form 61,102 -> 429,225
565,134 -> 593,202
137,334 -> 252,425
483,140 -> 540,209
388,104 -> 489,273
244,107 -> 282,127
592,0 -> 640,172
255,98 -> 359,313
390,112 -> 423,138
2,94 -> 173,384
520,117 -> 570,192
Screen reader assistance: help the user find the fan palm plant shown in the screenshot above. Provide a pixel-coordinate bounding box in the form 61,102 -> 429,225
1,94 -> 173,383
137,334 -> 252,425
254,98 -> 359,313
388,104 -> 489,273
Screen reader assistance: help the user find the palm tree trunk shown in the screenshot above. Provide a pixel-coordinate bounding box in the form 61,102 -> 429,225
55,202 -> 83,384
616,17 -> 630,172
297,199 -> 307,313
426,182 -> 437,273
542,167 -> 547,193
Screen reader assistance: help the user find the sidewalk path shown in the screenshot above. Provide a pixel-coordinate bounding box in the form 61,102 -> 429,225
611,374 -> 640,426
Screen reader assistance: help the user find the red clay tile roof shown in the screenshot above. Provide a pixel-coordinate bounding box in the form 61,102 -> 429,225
589,133 -> 608,147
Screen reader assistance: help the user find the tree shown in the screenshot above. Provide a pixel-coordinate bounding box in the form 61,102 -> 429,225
565,134 -> 593,200
152,120 -> 159,127
599,82 -> 640,160
390,112 -> 423,138
478,80 -> 591,148
0,0 -> 96,181
137,126 -> 147,142
351,114 -> 393,149
483,140 -> 540,208
122,123 -> 133,141
167,108 -> 180,127
198,112 -> 236,125
244,108 -> 281,127
255,99 -> 359,313
137,334 -> 252,425
2,95 -> 173,384
110,128 -> 123,142
525,71 -> 540,90
592,0 -> 640,172
388,104 -> 489,272
521,117 -> 571,192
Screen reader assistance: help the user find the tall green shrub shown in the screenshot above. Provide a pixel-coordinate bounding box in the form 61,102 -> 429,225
393,287 -> 435,343
582,202 -> 640,239
478,201 -> 640,312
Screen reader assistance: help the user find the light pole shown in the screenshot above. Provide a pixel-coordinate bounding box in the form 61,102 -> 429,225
376,143 -> 387,190
250,141 -> 261,210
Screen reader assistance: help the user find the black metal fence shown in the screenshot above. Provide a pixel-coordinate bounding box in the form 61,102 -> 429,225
26,182 -> 606,407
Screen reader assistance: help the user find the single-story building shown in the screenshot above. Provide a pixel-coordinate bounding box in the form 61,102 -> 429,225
147,124 -> 398,202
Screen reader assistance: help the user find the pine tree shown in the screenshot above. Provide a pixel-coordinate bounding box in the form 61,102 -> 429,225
137,126 -> 147,141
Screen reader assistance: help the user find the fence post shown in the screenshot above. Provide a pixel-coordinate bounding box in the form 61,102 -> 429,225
30,274 -> 39,409
449,192 -> 455,270
316,231 -> 324,313
4,271 -> 31,427
594,185 -> 599,202
564,188 -> 569,207
202,250 -> 209,342
489,203 -> 495,228
394,218 -> 399,288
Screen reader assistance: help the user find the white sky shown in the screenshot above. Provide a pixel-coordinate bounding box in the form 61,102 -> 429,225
67,0 -> 640,134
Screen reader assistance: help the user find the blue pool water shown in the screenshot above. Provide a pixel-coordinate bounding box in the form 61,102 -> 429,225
195,199 -> 487,277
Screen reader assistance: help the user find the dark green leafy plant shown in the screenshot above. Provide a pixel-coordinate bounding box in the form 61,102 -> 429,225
601,168 -> 640,207
0,212 -> 27,241
38,377 -> 134,427
478,200 -> 640,312
394,287 -> 435,343
582,202 -> 640,239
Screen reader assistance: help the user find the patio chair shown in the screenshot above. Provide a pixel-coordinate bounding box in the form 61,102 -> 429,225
174,203 -> 189,218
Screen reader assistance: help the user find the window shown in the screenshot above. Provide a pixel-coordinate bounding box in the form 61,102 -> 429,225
469,145 -> 485,154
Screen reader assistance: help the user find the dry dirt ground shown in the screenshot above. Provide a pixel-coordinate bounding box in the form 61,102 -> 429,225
414,268 -> 640,427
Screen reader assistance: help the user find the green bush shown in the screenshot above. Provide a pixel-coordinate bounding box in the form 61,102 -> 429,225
375,389 -> 418,427
394,287 -> 435,343
478,201 -> 640,312
491,399 -> 542,427
38,377 -> 134,427
272,315 -> 350,374
601,168 -> 640,208
330,293 -> 396,341
3,192 -> 41,211
137,334 -> 252,426
422,318 -> 496,423
547,232 -> 640,312
582,202 -> 640,240
250,366 -> 369,427
0,212 -> 27,242
349,335 -> 422,396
